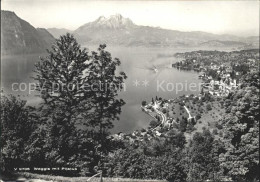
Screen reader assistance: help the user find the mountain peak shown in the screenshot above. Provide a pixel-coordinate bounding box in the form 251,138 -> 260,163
92,14 -> 135,29
97,16 -> 106,21
1,10 -> 19,22
109,14 -> 123,20
1,10 -> 54,54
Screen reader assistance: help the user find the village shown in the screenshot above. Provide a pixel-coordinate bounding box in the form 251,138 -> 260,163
111,49 -> 259,144
111,92 -> 225,144
173,49 -> 259,96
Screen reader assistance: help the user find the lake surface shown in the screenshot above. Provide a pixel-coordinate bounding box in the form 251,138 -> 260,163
1,46 -> 208,133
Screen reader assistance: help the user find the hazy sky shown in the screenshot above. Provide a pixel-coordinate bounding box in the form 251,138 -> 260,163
2,0 -> 259,36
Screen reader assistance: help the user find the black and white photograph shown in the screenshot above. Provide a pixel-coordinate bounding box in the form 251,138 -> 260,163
0,0 -> 259,181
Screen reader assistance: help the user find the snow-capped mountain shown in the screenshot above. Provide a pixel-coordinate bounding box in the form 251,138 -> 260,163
76,14 -> 136,31
72,14 -> 258,48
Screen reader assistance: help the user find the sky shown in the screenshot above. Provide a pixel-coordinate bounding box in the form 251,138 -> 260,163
2,0 -> 259,36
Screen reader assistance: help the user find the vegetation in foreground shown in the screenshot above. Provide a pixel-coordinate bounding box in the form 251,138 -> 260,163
0,34 -> 259,182
0,172 -> 166,182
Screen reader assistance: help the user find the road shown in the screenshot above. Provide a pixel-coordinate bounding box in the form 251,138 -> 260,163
184,106 -> 193,120
154,108 -> 167,125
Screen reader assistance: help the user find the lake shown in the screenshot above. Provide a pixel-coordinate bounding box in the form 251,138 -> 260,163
1,46 -> 211,133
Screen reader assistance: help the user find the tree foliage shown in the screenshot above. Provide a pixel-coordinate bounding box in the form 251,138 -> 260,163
0,95 -> 38,170
184,130 -> 224,182
219,72 -> 259,181
104,132 -> 187,181
0,34 -> 127,174
85,44 -> 127,149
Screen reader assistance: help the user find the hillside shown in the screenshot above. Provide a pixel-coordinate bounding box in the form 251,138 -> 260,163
47,28 -> 72,38
2,11 -> 258,52
199,40 -> 248,47
72,14 -> 259,48
1,10 -> 55,55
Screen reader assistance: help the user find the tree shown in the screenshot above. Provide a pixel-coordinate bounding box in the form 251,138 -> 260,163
162,108 -> 167,114
185,130 -> 223,182
161,151 -> 187,182
165,131 -> 186,149
206,103 -> 212,111
0,94 -> 38,171
179,118 -> 187,132
141,101 -> 147,106
34,33 -> 91,124
219,72 -> 259,181
85,44 -> 127,153
34,33 -> 94,166
212,129 -> 218,135
196,114 -> 201,120
105,136 -> 187,181
149,120 -> 158,128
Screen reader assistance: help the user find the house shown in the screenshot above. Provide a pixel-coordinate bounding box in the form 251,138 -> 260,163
155,131 -> 162,136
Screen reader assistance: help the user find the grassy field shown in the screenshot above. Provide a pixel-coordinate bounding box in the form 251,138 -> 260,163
160,95 -> 224,141
166,96 -> 224,124
5,172 -> 167,182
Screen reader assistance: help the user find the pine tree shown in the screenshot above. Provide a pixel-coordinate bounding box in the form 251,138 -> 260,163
34,33 -> 93,166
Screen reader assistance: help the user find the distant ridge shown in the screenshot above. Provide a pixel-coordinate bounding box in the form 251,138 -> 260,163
1,11 -> 259,52
70,14 -> 259,48
1,10 -> 55,55
47,28 -> 73,38
199,40 -> 248,47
